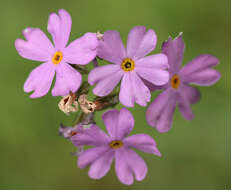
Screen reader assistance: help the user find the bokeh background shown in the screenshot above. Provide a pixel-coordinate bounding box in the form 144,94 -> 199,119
0,0 -> 230,189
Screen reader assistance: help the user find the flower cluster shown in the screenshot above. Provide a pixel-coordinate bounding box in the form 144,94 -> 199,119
15,9 -> 220,185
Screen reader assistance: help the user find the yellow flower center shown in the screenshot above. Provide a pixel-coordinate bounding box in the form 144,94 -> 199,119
109,140 -> 123,149
171,74 -> 181,89
52,51 -> 63,65
121,58 -> 135,72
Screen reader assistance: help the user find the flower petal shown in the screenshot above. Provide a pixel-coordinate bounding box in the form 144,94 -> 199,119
102,108 -> 134,140
51,62 -> 82,96
77,146 -> 110,169
115,148 -> 147,185
126,26 -> 146,58
115,148 -> 134,185
92,70 -> 123,97
156,94 -> 177,133
180,84 -> 200,104
88,64 -> 121,85
130,72 -> 151,107
181,68 -> 220,86
179,54 -> 220,76
126,149 -> 148,182
64,32 -> 98,65
15,28 -> 54,62
88,149 -> 114,179
127,26 -> 157,59
102,109 -> 119,139
135,53 -> 169,70
146,89 -> 177,133
162,33 -> 185,74
97,30 -> 126,64
71,125 -> 110,147
47,9 -> 72,49
177,89 -> 194,120
179,54 -> 220,86
124,134 -> 161,157
136,67 -> 169,86
24,62 -> 55,98
119,73 -> 134,107
117,108 -> 134,139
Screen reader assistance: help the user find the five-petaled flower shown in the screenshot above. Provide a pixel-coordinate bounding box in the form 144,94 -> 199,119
15,8 -> 221,186
146,33 -> 220,133
15,9 -> 98,98
71,108 -> 161,185
88,26 -> 169,107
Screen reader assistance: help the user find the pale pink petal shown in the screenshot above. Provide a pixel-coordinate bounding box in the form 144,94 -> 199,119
117,108 -> 134,140
88,150 -> 114,179
135,53 -> 169,70
102,108 -> 134,140
115,148 -> 134,185
126,26 -> 146,58
124,134 -> 161,156
130,72 -> 151,107
97,30 -> 126,64
102,109 -> 119,139
64,32 -> 98,65
15,28 -> 54,62
77,146 -> 110,169
119,73 -> 134,107
71,125 -> 110,147
51,62 -> 82,96
92,70 -> 123,97
127,26 -> 157,60
24,62 -> 55,98
88,64 -> 121,85
47,9 -> 72,49
162,33 -> 185,73
136,67 -> 169,86
115,148 -> 147,185
126,149 -> 148,182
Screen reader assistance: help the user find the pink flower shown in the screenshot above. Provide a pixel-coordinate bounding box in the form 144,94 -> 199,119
146,33 -> 220,133
15,9 -> 98,98
71,108 -> 161,185
88,26 -> 169,107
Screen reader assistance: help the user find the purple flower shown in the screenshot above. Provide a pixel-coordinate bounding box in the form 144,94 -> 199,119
71,108 -> 161,185
15,9 -> 98,98
88,26 -> 169,107
59,123 -> 83,140
146,33 -> 221,133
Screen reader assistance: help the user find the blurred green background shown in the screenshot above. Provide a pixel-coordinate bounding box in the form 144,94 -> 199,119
0,0 -> 230,189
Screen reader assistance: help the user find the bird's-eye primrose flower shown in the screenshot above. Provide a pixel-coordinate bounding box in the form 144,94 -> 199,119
146,33 -> 220,133
88,26 -> 169,107
15,9 -> 98,98
71,108 -> 161,185
16,9 -> 222,186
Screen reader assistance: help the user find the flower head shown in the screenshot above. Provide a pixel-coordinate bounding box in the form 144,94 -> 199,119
71,108 -> 161,185
146,33 -> 221,133
15,9 -> 98,98
88,26 -> 169,107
